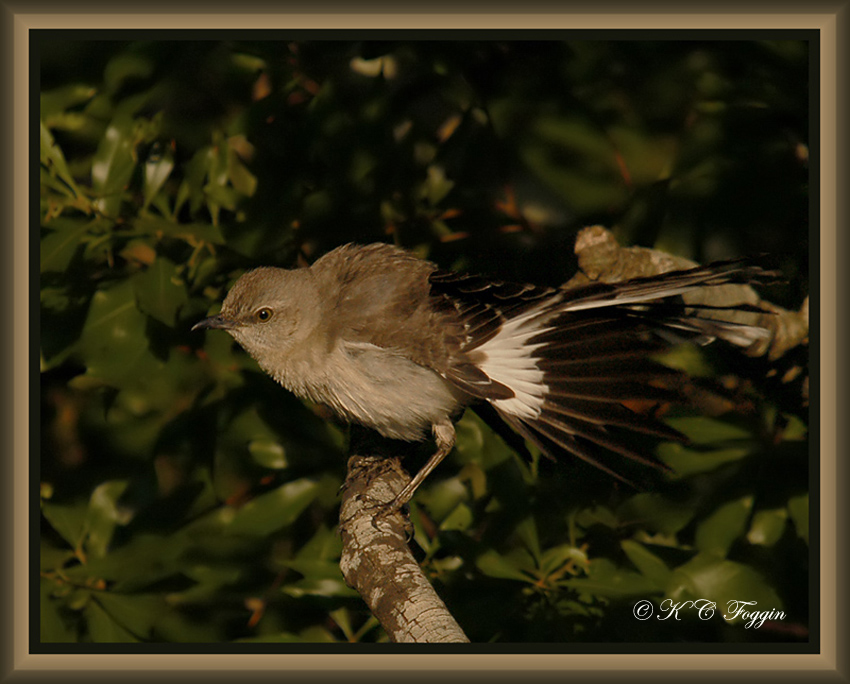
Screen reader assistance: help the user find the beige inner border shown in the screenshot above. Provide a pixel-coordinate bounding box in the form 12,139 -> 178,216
14,7 -> 837,676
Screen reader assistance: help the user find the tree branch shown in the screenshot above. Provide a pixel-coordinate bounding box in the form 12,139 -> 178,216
338,453 -> 469,643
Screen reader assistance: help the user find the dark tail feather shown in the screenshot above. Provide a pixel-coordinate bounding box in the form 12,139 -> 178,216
450,256 -> 778,484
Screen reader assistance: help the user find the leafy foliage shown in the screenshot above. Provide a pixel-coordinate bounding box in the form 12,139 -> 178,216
39,38 -> 810,644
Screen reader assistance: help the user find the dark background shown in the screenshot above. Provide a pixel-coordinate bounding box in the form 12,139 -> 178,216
38,34 -> 811,646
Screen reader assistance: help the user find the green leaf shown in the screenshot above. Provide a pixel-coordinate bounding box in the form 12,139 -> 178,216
420,164 -> 454,205
289,525 -> 342,562
91,116 -> 137,217
41,84 -> 97,119
103,52 -> 153,94
657,442 -> 751,478
573,505 -> 619,530
41,498 -> 89,549
539,543 -> 588,577
787,493 -> 809,544
617,493 -> 695,536
227,143 -> 258,197
282,558 -> 345,581
248,440 -> 288,469
76,533 -> 182,590
40,217 -> 98,273
669,554 -> 783,622
282,577 -> 358,599
621,540 -> 672,590
40,578 -> 77,643
142,144 -> 175,210
415,477 -> 467,521
476,549 -> 535,582
132,256 -> 189,327
40,122 -> 83,198
454,411 -> 515,469
177,146 -> 213,216
439,502 -> 473,532
132,216 -> 226,245
218,478 -> 320,536
562,558 -> 657,599
520,115 -> 627,214
694,496 -> 753,557
74,279 -> 151,387
86,599 -> 141,643
93,592 -> 164,640
223,406 -> 281,456
746,508 -> 788,547
515,516 -> 541,562
82,480 -> 131,559
665,416 -> 754,444
40,541 -> 76,572
453,413 -> 485,460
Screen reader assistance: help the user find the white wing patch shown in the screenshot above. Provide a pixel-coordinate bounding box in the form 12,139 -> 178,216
476,305 -> 553,420
472,272 -> 768,421
560,285 -> 696,312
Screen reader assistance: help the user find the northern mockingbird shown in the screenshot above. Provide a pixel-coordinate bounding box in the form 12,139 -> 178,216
193,242 -> 773,508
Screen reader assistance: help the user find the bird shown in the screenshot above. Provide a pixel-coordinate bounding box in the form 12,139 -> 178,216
193,242 -> 774,508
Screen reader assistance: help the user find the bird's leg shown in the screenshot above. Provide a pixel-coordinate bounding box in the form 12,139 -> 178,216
390,418 -> 456,510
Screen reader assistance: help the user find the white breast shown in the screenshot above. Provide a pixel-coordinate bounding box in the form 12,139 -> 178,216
294,340 -> 461,441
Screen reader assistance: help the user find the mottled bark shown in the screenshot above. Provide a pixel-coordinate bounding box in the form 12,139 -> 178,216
339,454 -> 468,643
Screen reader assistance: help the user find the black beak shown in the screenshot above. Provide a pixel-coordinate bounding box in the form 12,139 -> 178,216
192,314 -> 237,332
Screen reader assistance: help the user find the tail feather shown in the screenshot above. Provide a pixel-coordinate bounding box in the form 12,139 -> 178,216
545,378 -> 680,403
536,409 -> 675,470
541,398 -> 684,442
434,256 -> 777,483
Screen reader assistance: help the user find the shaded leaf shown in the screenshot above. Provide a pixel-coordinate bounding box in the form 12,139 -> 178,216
132,216 -> 226,245
132,256 -> 189,327
694,496 -> 753,558
40,578 -> 77,643
41,84 -> 97,120
657,442 -> 751,478
93,592 -> 164,640
617,493 -> 695,536
82,480 -> 131,559
40,122 -> 83,199
74,279 -> 150,387
41,498 -> 88,550
248,440 -> 287,469
621,540 -> 672,590
476,549 -> 535,582
539,544 -> 588,577
562,558 -> 657,599
143,143 -> 175,210
439,502 -> 473,532
86,599 -> 141,643
746,508 -> 788,547
666,416 -> 755,444
91,116 -> 137,217
227,142 -> 258,197
669,554 -> 783,622
787,494 -> 809,544
218,478 -> 320,537
40,217 -> 97,273
282,577 -> 359,599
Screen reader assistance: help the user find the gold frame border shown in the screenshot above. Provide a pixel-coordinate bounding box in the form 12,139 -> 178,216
8,3 -> 841,679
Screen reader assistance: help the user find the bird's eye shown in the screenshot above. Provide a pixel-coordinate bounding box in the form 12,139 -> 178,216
255,307 -> 274,323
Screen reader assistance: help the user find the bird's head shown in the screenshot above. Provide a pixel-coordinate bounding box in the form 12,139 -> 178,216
192,266 -> 323,369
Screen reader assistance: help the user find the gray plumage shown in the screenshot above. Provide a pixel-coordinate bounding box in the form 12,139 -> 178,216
193,242 -> 774,505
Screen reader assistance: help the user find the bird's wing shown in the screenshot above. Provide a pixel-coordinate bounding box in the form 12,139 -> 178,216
313,243 -> 471,377
431,258 -> 776,482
